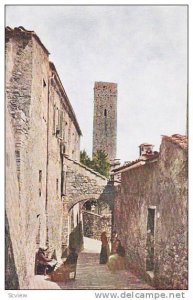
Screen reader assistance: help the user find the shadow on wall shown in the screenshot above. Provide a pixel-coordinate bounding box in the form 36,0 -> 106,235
69,222 -> 83,253
5,211 -> 20,289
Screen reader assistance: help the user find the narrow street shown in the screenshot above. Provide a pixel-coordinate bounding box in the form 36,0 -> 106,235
29,238 -> 153,290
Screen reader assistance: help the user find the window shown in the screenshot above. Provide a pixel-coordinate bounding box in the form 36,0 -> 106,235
55,109 -> 65,139
104,109 -> 107,117
53,107 -> 65,139
58,110 -> 64,139
61,171 -> 65,195
53,105 -> 56,134
39,170 -> 42,182
56,179 -> 59,193
39,170 -> 42,197
146,208 -> 156,271
43,79 -> 46,87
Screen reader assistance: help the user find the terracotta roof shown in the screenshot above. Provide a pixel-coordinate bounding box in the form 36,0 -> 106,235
162,134 -> 188,150
112,151 -> 159,173
139,143 -> 154,147
112,134 -> 187,174
5,26 -> 50,55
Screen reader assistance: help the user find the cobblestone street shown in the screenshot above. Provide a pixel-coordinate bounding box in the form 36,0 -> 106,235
30,238 -> 153,290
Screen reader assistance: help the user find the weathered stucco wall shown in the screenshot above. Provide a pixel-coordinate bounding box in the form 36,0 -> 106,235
114,136 -> 188,289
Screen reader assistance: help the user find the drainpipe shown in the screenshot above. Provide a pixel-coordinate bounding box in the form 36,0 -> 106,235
45,72 -> 55,246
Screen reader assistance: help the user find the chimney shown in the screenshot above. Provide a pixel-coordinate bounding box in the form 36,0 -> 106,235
139,143 -> 154,158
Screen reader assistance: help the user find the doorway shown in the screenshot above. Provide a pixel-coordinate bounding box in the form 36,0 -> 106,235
146,208 -> 155,271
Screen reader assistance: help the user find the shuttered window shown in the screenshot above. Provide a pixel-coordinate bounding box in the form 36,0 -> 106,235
53,104 -> 56,134
53,107 -> 65,139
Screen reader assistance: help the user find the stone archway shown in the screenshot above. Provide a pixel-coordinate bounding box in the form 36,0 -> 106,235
67,195 -> 113,252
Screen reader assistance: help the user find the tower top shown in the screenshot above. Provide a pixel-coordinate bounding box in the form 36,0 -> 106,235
94,82 -> 117,90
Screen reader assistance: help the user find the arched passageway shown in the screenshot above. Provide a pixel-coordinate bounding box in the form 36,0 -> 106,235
82,199 -> 112,242
67,196 -> 113,253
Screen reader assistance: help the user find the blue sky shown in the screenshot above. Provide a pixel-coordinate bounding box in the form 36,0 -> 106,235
6,5 -> 187,162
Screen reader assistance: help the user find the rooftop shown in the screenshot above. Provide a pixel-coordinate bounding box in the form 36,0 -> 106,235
139,143 -> 154,147
94,82 -> 117,89
162,134 -> 187,150
112,151 -> 159,173
5,26 -> 50,55
113,134 -> 187,174
49,62 -> 82,136
6,26 -> 82,136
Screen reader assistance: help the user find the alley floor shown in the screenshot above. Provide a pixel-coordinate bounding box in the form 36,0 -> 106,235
29,238 -> 153,290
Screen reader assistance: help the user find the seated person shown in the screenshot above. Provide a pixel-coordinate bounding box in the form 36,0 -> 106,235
107,239 -> 126,272
35,247 -> 57,275
51,247 -> 78,281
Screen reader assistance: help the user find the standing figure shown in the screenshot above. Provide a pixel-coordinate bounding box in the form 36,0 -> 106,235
111,231 -> 118,254
100,231 -> 110,264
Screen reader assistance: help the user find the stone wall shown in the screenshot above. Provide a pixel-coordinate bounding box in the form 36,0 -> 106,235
5,28 -> 49,287
5,109 -> 27,289
5,27 -> 116,289
64,157 -> 110,209
83,211 -> 112,241
113,135 -> 188,289
5,27 -> 82,288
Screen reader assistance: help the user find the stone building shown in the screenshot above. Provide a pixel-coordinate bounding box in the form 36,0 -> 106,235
5,26 -> 114,289
112,134 -> 188,289
6,26 -> 51,287
92,81 -> 117,163
46,61 -> 82,258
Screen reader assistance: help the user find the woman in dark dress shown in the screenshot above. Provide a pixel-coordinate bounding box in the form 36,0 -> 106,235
100,232 -> 110,264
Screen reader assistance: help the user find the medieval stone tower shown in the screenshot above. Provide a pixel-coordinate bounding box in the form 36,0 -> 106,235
92,81 -> 117,162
